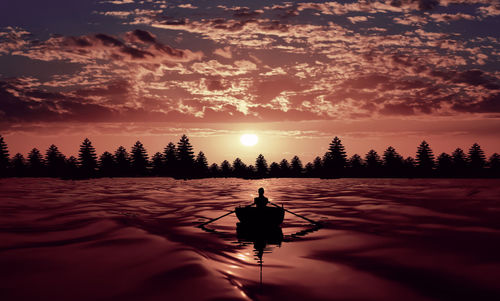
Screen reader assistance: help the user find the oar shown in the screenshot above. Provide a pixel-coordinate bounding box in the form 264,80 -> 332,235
197,202 -> 255,228
197,210 -> 235,228
269,201 -> 320,226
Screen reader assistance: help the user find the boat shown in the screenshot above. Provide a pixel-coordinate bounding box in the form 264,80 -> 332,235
235,205 -> 285,227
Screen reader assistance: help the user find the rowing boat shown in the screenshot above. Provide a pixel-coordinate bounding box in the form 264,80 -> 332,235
235,205 -> 285,227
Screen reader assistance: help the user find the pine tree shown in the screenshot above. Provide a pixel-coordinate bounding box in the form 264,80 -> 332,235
131,141 -> 149,176
45,144 -> 66,177
0,135 -> 10,176
468,143 -> 486,172
177,135 -> 195,178
452,148 -> 467,176
348,154 -> 363,176
416,140 -> 434,176
489,153 -> 500,177
194,151 -> 209,177
28,148 -> 45,176
437,153 -> 453,177
365,149 -> 381,176
323,136 -> 347,177
247,165 -> 256,178
209,163 -> 220,177
279,159 -> 290,177
255,154 -> 268,178
114,146 -> 130,176
11,153 -> 26,177
220,160 -> 232,177
290,155 -> 303,177
312,156 -> 322,177
163,142 -> 178,176
65,156 -> 79,177
269,162 -> 281,177
305,162 -> 314,177
403,157 -> 416,177
99,151 -> 115,177
232,158 -> 247,178
78,138 -> 98,177
151,152 -> 164,176
383,146 -> 404,176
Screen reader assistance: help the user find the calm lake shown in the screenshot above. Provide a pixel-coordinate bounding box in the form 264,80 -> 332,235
1,178 -> 500,300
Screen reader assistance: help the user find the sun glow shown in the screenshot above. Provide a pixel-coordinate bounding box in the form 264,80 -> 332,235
240,134 -> 258,146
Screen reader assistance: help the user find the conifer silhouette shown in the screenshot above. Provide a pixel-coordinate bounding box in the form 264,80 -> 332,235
324,136 -> 347,177
279,159 -> 290,177
232,158 -> 247,178
452,148 -> 467,176
312,156 -> 323,177
246,165 -> 256,178
28,148 -> 45,177
177,135 -> 195,178
163,142 -> 178,176
291,155 -> 303,177
437,153 -> 453,177
348,154 -> 364,177
114,146 -> 130,176
489,153 -> 500,177
305,162 -> 314,177
131,141 -> 149,176
0,135 -> 10,177
151,152 -> 164,176
269,162 -> 281,177
45,144 -> 66,177
11,153 -> 26,177
65,156 -> 79,177
416,141 -> 434,176
99,151 -> 115,177
365,149 -> 382,176
220,160 -> 232,177
194,151 -> 209,177
255,154 -> 268,178
383,146 -> 404,177
403,157 -> 416,177
468,143 -> 486,172
78,138 -> 98,177
209,163 -> 220,177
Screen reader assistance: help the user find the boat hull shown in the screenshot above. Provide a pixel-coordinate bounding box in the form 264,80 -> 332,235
235,206 -> 285,227
237,223 -> 283,245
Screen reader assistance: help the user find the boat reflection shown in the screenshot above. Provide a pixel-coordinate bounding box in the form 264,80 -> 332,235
236,223 -> 283,290
236,223 -> 283,259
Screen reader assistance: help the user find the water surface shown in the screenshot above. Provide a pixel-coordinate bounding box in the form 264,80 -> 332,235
1,178 -> 500,300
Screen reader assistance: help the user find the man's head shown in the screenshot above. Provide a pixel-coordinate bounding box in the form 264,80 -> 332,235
258,187 -> 264,196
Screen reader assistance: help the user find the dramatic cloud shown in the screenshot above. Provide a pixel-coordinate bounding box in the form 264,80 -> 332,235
1,0 -> 499,143
213,46 -> 232,59
10,31 -> 203,64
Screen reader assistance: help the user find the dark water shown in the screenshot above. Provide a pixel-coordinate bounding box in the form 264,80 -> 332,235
1,178 -> 500,301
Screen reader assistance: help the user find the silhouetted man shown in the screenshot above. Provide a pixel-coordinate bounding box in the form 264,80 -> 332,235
254,187 -> 268,208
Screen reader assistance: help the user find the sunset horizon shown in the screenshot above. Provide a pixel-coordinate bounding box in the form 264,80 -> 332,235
1,131 -> 499,166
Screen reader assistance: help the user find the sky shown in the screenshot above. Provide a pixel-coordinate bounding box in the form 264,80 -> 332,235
0,0 -> 499,164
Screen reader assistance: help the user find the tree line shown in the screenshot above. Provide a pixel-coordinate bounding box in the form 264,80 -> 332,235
0,134 -> 499,179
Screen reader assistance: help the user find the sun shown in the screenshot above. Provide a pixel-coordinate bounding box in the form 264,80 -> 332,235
240,134 -> 258,146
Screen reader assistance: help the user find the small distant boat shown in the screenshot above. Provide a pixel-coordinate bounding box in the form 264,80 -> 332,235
235,206 -> 285,227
